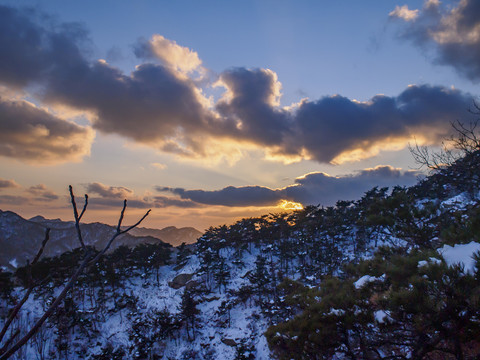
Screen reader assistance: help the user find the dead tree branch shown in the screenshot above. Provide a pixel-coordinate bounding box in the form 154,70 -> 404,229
409,114 -> 480,172
0,229 -> 50,345
0,186 -> 150,360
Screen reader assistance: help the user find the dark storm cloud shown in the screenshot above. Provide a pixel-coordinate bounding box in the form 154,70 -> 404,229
0,5 -> 474,165
0,96 -> 94,163
157,166 -> 421,207
390,0 -> 480,81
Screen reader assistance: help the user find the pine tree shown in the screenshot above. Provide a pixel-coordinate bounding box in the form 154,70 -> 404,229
180,289 -> 199,340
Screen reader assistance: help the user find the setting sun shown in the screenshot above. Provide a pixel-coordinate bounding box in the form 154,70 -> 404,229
278,199 -> 304,210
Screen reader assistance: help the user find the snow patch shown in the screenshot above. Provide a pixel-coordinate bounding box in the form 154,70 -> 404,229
418,257 -> 442,268
8,258 -> 17,268
374,310 -> 389,323
354,274 -> 385,289
437,242 -> 480,274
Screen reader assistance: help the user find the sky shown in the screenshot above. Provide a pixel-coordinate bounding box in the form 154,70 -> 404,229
0,0 -> 479,231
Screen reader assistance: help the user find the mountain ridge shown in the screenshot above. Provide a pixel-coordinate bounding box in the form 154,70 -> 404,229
0,210 -> 201,270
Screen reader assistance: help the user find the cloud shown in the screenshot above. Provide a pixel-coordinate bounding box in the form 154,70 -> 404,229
0,5 -> 475,166
158,185 -> 282,207
158,166 -> 421,207
389,5 -> 419,21
0,178 -> 20,189
0,5 -> 91,89
86,182 -> 134,199
135,35 -> 203,75
0,183 -> 58,205
85,182 -> 200,209
391,0 -> 480,81
0,5 -> 214,159
152,195 -> 201,208
285,166 -> 420,206
0,96 -> 94,163
0,195 -> 29,205
150,162 -> 167,170
26,184 -> 59,201
214,69 -> 472,163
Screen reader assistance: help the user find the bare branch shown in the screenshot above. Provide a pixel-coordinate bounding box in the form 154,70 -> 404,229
0,330 -> 19,356
0,228 -> 50,344
91,205 -> 151,264
0,252 -> 94,360
78,194 -> 88,222
119,208 -> 151,235
69,185 -> 87,251
0,188 -> 151,359
116,199 -> 127,232
31,228 -> 50,266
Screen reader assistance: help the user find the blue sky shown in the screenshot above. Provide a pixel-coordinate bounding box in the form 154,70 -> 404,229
0,0 -> 478,230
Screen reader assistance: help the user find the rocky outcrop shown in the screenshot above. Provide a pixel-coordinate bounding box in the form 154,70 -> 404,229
168,273 -> 194,289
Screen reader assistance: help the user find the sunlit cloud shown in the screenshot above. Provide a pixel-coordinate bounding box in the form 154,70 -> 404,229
86,182 -> 134,199
139,34 -> 203,75
150,162 -> 167,170
389,5 -> 419,22
0,95 -> 94,164
157,166 -> 421,208
0,4 -> 475,167
391,0 -> 480,81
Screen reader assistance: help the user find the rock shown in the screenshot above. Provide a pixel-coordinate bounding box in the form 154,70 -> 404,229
221,338 -> 237,347
185,280 -> 198,290
168,273 -> 194,289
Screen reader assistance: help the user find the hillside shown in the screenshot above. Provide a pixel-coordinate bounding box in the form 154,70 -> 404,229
0,151 -> 479,359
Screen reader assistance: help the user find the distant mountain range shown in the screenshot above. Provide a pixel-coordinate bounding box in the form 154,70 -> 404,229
126,225 -> 202,247
0,210 -> 202,270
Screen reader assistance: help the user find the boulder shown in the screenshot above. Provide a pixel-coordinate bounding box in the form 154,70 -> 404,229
221,338 -> 237,347
168,273 -> 194,289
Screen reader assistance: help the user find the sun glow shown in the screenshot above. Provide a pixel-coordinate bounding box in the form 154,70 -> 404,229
278,200 -> 304,211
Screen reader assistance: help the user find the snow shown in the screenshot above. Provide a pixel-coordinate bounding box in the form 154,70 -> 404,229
354,274 -> 385,289
418,257 -> 442,268
8,258 -> 17,268
437,242 -> 480,274
441,192 -> 477,210
329,308 -> 345,316
374,310 -> 389,323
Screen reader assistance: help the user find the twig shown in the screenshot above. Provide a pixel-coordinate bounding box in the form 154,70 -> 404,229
69,185 -> 87,251
90,202 -> 150,264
